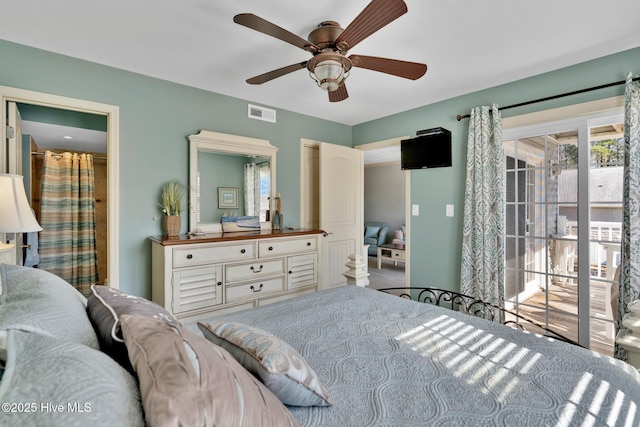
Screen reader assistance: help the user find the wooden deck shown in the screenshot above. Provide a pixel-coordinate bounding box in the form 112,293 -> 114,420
512,282 -> 615,356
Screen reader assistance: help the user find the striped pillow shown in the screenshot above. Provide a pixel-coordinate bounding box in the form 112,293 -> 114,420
121,315 -> 300,427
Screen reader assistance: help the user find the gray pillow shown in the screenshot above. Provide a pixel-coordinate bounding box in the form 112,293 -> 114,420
86,284 -> 180,371
0,325 -> 144,426
0,264 -> 99,349
197,321 -> 331,407
121,315 -> 301,427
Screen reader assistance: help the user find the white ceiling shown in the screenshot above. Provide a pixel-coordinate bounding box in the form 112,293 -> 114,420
21,120 -> 107,154
1,1 -> 639,126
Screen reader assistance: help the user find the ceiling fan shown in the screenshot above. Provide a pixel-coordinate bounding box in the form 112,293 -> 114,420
233,0 -> 427,102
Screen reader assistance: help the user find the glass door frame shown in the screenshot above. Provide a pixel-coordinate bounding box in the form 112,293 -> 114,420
503,109 -> 623,348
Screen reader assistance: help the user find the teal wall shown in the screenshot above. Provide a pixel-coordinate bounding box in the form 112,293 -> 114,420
2,37 -> 638,298
353,47 -> 640,292
198,152 -> 246,222
17,103 -> 107,132
0,39 -> 352,298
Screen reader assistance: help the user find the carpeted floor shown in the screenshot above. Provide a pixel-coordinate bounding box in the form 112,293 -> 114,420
365,256 -> 406,290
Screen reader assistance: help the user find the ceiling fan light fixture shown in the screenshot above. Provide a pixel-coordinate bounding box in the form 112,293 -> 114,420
308,54 -> 352,91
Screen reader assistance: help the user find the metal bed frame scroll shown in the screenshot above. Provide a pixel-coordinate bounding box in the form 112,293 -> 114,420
377,287 -> 581,347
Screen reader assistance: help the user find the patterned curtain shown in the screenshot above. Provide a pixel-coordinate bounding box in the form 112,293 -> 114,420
244,162 -> 260,216
39,151 -> 98,296
460,105 -> 505,309
616,73 -> 640,360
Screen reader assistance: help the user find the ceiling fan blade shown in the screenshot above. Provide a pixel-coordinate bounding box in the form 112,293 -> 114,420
350,55 -> 427,80
328,84 -> 349,102
234,13 -> 318,52
334,0 -> 407,51
246,62 -> 308,85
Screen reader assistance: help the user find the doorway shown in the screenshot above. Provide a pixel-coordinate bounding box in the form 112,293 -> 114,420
19,103 -> 109,287
356,136 -> 410,290
1,85 -> 120,289
503,110 -> 624,355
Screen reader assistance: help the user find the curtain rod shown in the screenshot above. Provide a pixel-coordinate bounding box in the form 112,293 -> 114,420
31,151 -> 107,160
456,76 -> 640,121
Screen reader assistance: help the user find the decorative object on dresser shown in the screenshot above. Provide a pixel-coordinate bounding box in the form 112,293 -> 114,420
220,215 -> 261,232
158,179 -> 185,237
273,192 -> 283,230
150,228 -> 323,320
0,174 -> 42,265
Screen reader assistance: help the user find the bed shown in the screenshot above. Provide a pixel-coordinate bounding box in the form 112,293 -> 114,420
2,263 -> 640,426
188,285 -> 640,426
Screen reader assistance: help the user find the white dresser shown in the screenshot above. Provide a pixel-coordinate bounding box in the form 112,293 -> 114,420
150,229 -> 323,321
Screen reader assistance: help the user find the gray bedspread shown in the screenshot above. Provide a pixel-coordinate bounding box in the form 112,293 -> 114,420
187,285 -> 640,426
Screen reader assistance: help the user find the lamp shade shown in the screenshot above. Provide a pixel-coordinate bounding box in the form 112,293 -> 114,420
307,53 -> 352,92
312,59 -> 345,91
0,174 -> 42,233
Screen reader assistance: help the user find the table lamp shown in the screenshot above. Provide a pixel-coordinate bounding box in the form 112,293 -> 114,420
0,173 -> 42,265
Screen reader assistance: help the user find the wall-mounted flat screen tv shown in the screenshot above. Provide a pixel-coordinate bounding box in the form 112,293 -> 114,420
401,127 -> 452,170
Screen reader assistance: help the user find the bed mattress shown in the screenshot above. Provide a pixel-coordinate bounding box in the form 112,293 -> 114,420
187,285 -> 640,426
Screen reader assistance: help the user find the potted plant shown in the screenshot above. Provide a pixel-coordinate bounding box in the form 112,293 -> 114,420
159,180 -> 185,236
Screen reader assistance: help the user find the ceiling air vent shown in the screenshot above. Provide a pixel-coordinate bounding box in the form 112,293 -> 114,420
248,104 -> 276,123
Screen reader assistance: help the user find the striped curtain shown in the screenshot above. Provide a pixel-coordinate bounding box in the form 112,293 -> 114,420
39,151 -> 98,295
460,105 -> 505,310
616,73 -> 640,360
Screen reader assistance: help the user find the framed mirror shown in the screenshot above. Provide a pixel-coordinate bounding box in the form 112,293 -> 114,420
188,130 -> 278,233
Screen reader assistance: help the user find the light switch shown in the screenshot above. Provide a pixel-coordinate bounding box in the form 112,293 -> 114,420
412,204 -> 419,216
446,204 -> 454,217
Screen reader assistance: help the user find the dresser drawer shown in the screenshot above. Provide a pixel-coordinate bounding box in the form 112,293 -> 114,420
287,253 -> 317,289
258,236 -> 317,257
225,277 -> 285,303
173,242 -> 256,268
225,258 -> 285,284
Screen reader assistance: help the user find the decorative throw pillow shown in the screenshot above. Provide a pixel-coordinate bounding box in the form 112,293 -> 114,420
197,321 -> 331,407
364,226 -> 380,238
0,264 -> 99,349
120,315 -> 300,427
0,325 -> 144,426
86,284 -> 180,371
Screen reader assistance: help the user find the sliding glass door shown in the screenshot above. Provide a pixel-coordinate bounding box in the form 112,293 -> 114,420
503,111 -> 623,355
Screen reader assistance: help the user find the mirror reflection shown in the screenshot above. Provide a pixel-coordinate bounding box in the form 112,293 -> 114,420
196,151 -> 271,224
188,130 -> 278,234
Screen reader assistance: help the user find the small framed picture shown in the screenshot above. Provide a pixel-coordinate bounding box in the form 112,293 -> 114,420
218,187 -> 238,209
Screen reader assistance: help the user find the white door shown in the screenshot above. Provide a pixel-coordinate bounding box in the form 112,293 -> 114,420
7,102 -> 22,175
319,142 -> 363,289
6,102 -> 24,265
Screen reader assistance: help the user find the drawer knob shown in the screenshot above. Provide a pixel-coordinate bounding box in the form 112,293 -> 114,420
268,246 -> 274,251
288,270 -> 293,274
306,242 -> 311,246
186,254 -> 193,259
217,281 -> 222,286
250,265 -> 264,273
240,249 -> 246,254
250,284 -> 263,293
